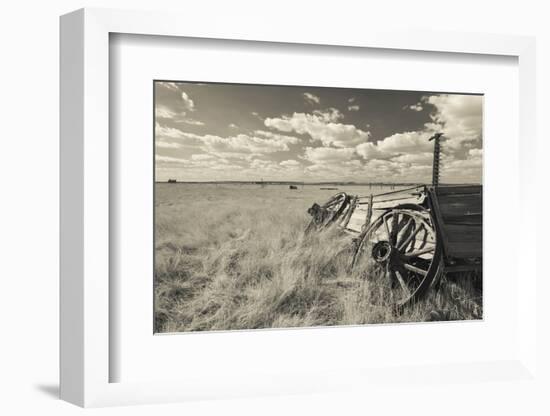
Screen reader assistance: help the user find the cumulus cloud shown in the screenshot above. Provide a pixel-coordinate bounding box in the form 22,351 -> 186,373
196,131 -> 298,155
156,141 -> 182,149
265,108 -> 370,148
365,159 -> 400,172
440,150 -> 482,183
348,94 -> 482,183
312,108 -> 344,122
155,123 -> 187,139
403,103 -> 423,112
355,142 -> 389,160
156,89 -> 481,183
155,104 -> 204,125
156,153 -> 243,172
301,146 -> 363,182
303,146 -> 356,163
206,152 -> 261,161
355,131 -> 433,162
356,94 -> 482,160
303,92 -> 320,105
392,152 -> 434,165
181,91 -> 195,111
190,154 -> 218,161
423,94 -> 482,149
177,118 -> 205,126
253,130 -> 300,142
156,123 -> 299,155
249,159 -> 280,171
156,105 -> 177,119
468,148 -> 483,158
156,155 -> 186,163
280,159 -> 301,168
158,82 -> 179,91
201,136 -> 281,154
376,131 -> 434,154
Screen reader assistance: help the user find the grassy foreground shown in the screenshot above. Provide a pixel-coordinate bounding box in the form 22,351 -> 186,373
154,184 -> 482,333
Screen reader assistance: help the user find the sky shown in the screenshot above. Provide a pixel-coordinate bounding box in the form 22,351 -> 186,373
154,81 -> 483,183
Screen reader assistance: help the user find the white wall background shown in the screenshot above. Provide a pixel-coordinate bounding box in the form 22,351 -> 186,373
0,1 -> 547,414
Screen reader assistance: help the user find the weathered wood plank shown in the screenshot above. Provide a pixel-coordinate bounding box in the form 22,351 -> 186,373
437,193 -> 481,205
370,194 -> 423,203
442,214 -> 483,225
441,224 -> 482,243
370,197 -> 425,210
356,185 -> 425,200
445,263 -> 482,273
435,185 -> 482,196
346,209 -> 386,233
437,194 -> 482,218
446,241 -> 482,258
347,218 -> 365,229
358,196 -> 410,205
441,209 -> 483,221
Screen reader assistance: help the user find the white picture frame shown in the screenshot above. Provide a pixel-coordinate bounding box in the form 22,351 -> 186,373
60,7 -> 538,408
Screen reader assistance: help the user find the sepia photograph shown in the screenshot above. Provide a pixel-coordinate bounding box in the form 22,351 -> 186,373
154,81 -> 483,333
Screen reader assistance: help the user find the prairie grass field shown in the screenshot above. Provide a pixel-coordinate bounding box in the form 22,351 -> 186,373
154,183 -> 482,333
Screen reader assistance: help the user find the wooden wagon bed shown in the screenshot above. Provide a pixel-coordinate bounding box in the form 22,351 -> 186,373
340,184 -> 482,261
307,184 -> 482,306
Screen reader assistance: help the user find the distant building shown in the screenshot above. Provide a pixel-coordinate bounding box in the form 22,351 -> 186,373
167,179 -> 177,183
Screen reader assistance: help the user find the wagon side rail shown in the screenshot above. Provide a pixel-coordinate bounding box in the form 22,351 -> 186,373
343,185 -> 428,234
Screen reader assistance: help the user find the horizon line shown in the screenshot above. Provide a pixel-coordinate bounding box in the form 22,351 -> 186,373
155,180 -> 481,185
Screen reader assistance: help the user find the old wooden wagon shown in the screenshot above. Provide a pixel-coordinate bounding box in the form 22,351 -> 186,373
307,133 -> 482,307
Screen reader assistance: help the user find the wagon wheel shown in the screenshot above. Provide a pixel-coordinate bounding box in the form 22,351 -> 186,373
351,207 -> 443,307
322,192 -> 352,225
306,192 -> 351,232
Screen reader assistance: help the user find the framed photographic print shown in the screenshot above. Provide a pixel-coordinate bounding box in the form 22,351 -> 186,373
153,80 -> 483,334
60,7 -> 539,409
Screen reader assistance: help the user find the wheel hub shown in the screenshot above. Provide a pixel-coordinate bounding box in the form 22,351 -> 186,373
372,241 -> 393,263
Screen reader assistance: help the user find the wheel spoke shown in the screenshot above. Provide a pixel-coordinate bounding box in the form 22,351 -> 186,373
390,212 -> 399,245
403,263 -> 428,276
394,269 -> 411,297
383,215 -> 391,240
324,196 -> 342,208
404,246 -> 435,258
398,222 -> 424,251
417,225 -> 429,249
399,224 -> 425,251
396,217 -> 414,250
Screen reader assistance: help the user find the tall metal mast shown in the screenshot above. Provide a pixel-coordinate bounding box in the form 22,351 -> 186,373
428,133 -> 444,187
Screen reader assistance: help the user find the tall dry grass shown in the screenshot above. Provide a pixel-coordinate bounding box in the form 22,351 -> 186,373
154,184 -> 482,333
